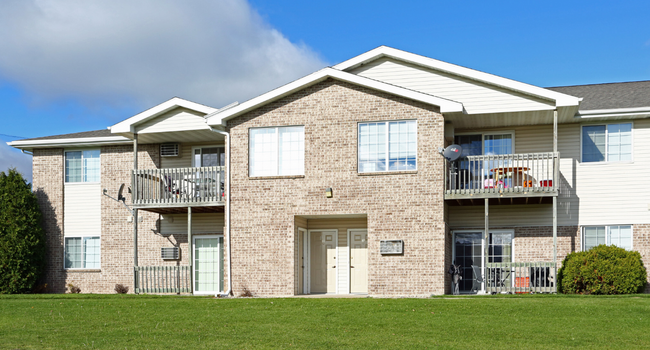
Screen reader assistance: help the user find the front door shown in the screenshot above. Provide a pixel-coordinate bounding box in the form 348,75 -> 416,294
309,230 -> 337,293
193,235 -> 223,294
349,229 -> 368,294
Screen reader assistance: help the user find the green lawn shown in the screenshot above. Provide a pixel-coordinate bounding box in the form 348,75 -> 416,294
1,294 -> 649,349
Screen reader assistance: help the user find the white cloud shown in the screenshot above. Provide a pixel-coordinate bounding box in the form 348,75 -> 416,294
0,0 -> 327,113
0,142 -> 32,183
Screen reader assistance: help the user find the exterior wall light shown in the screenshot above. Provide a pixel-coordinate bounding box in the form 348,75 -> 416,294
325,187 -> 333,198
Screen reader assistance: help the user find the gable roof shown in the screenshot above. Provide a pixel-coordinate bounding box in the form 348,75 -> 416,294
110,97 -> 217,134
205,67 -> 465,127
334,46 -> 582,108
547,80 -> 650,111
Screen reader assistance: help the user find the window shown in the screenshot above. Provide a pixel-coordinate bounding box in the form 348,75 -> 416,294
582,123 -> 632,162
193,147 -> 225,167
64,237 -> 100,269
358,120 -> 417,173
583,225 -> 632,251
65,150 -> 100,182
249,126 -> 304,177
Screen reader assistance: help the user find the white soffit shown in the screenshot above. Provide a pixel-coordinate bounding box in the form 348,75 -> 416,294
575,106 -> 650,120
334,46 -> 582,108
7,136 -> 131,150
205,67 -> 465,126
110,97 -> 217,134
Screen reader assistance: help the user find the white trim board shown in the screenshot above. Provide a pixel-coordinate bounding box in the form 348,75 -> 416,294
205,67 -> 465,127
334,46 -> 582,108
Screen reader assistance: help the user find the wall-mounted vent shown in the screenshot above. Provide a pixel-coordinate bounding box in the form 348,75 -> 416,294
380,240 -> 404,255
161,247 -> 179,260
160,143 -> 180,157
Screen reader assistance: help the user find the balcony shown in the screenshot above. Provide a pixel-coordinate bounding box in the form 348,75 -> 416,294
132,166 -> 225,212
445,152 -> 559,202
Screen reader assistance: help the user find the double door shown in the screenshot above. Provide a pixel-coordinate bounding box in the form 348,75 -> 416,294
453,231 -> 513,293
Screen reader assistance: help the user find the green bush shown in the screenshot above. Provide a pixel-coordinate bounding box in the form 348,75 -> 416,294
558,244 -> 647,294
0,169 -> 47,293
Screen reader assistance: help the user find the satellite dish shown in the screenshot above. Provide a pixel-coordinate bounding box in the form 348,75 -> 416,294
117,183 -> 125,202
442,144 -> 463,162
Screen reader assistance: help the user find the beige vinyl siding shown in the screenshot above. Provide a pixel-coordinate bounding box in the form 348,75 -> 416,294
64,183 -> 101,236
308,218 -> 367,294
160,142 -> 225,169
135,107 -> 210,134
159,213 -> 225,235
575,119 -> 650,225
350,58 -> 554,115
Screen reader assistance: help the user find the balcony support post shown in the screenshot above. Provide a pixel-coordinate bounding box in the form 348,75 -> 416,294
133,133 -> 139,294
188,206 -> 193,294
484,198 -> 489,293
553,109 -> 558,292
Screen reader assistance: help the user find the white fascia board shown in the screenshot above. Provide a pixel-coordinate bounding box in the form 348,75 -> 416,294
334,46 -> 582,108
206,67 -> 464,126
7,136 -> 132,150
575,106 -> 650,119
110,97 -> 217,134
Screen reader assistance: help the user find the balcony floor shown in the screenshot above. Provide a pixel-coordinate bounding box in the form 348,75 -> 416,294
446,196 -> 554,206
137,205 -> 224,215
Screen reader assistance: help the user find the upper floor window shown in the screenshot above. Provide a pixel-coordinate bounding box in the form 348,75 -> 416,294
65,150 -> 100,183
249,126 -> 304,177
583,225 -> 632,251
582,123 -> 631,163
358,120 -> 417,173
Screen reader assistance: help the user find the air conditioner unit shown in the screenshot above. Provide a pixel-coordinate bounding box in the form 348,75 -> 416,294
160,143 -> 180,157
380,240 -> 404,255
161,247 -> 180,260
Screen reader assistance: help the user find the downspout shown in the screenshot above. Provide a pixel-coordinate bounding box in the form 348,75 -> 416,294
208,126 -> 232,297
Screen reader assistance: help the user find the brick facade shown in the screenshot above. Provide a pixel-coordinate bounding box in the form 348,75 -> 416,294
227,79 -> 447,297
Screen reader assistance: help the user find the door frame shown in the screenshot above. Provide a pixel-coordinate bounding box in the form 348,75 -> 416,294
451,229 -> 515,293
306,229 -> 338,294
348,229 -> 368,295
192,234 -> 224,295
298,227 -> 308,294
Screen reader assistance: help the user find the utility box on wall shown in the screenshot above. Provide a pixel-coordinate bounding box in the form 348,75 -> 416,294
380,240 -> 404,255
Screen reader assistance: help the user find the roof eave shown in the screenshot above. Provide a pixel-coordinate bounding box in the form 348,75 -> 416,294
7,136 -> 132,151
205,67 -> 465,126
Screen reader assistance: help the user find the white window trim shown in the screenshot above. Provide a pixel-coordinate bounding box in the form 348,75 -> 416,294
453,131 -> 516,155
63,235 -> 101,270
581,225 -> 633,251
357,119 -> 418,173
64,148 -> 101,184
191,145 -> 225,167
579,121 -> 634,164
193,234 -> 224,295
248,125 -> 305,177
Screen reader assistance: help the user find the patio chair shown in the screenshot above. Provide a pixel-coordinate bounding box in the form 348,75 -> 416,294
471,265 -> 484,293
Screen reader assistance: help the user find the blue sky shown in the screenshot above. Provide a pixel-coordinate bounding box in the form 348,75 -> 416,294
1,0 -> 649,182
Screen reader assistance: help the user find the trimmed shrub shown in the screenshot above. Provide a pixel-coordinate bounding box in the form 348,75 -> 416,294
0,169 -> 47,294
558,244 -> 647,294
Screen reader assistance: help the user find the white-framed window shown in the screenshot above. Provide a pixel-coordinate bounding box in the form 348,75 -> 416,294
64,236 -> 101,269
249,126 -> 304,177
65,149 -> 100,183
358,120 -> 417,173
581,123 -> 632,163
583,225 -> 632,251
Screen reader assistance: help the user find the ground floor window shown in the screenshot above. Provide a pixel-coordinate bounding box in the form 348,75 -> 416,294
453,231 -> 513,293
64,236 -> 100,269
583,225 -> 632,250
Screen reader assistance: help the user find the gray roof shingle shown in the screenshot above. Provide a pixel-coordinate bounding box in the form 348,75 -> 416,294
18,129 -> 114,141
547,80 -> 650,111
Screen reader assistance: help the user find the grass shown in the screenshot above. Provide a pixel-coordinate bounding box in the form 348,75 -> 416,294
1,294 -> 650,349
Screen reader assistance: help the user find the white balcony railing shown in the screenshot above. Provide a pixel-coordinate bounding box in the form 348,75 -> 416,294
132,166 -> 225,207
134,265 -> 191,294
445,152 -> 559,198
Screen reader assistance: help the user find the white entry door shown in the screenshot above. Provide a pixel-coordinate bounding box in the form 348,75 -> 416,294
349,229 -> 368,294
309,230 -> 337,293
193,235 -> 223,294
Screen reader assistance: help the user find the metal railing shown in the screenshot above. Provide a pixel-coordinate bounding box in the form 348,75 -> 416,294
134,266 -> 191,294
132,166 -> 225,206
484,262 -> 556,294
445,152 -> 559,197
